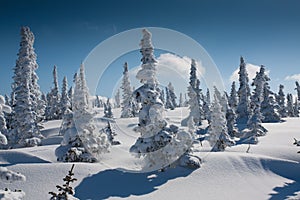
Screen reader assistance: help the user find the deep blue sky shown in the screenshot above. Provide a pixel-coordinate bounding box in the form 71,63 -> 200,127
1,0 -> 300,97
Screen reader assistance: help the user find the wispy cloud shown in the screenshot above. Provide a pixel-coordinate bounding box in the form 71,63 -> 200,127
230,63 -> 270,83
285,74 -> 300,81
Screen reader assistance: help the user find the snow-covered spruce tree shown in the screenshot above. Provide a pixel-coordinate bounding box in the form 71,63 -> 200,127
241,66 -> 267,144
165,87 -> 174,110
10,27 -> 43,147
224,95 -> 238,138
202,91 -> 211,122
99,121 -> 120,145
0,166 -> 26,199
60,76 -> 71,116
286,93 -> 295,117
120,62 -> 135,118
295,81 -> 300,101
159,88 -> 165,106
130,29 -> 200,170
179,93 -> 184,107
46,66 -> 61,120
207,93 -> 235,151
0,96 -> 12,146
294,99 -> 299,117
229,81 -> 238,110
104,98 -> 113,118
168,82 -> 177,108
181,59 -> 203,126
3,94 -> 13,131
276,84 -> 287,118
114,89 -> 121,108
236,57 -> 251,124
260,70 -> 281,123
56,63 -> 109,162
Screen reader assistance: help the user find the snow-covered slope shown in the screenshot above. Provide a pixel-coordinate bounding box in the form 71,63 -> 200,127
0,108 -> 299,200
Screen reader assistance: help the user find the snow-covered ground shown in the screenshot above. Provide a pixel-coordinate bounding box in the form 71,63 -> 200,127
0,107 -> 299,200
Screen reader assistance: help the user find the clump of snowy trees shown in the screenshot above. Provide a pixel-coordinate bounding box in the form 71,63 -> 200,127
130,29 -> 201,171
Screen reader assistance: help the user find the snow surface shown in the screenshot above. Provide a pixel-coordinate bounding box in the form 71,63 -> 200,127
0,107 -> 299,200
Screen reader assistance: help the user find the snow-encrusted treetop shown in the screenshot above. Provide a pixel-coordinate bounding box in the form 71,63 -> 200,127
136,29 -> 158,87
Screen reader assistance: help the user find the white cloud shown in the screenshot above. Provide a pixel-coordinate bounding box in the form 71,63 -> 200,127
230,63 -> 270,83
285,74 -> 300,81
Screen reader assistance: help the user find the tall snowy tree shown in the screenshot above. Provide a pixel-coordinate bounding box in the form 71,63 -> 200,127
165,87 -> 174,110
130,29 -> 200,170
120,62 -> 135,118
294,99 -> 299,117
247,65 -> 267,137
0,96 -> 12,146
207,94 -> 234,151
260,70 -> 280,123
60,76 -> 71,115
10,26 -> 43,146
46,65 -> 61,120
236,57 -> 251,124
114,89 -> 121,108
276,84 -> 287,118
181,59 -> 203,126
57,63 -> 109,162
286,93 -> 295,117
104,98 -> 113,118
179,93 -> 184,107
229,81 -> 238,110
295,81 -> 300,101
159,88 -> 165,106
202,89 -> 211,122
168,82 -> 177,108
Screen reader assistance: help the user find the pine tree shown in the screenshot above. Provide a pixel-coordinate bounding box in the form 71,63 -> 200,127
159,88 -> 165,105
224,95 -> 238,138
60,76 -> 71,116
114,89 -> 121,108
57,63 -> 109,162
260,71 -> 280,123
207,94 -> 234,151
46,65 -> 61,120
229,81 -> 238,110
294,99 -> 299,117
277,84 -> 287,118
179,93 -> 184,107
181,59 -> 203,126
295,81 -> 300,101
120,62 -> 135,118
168,82 -> 177,108
0,96 -> 12,146
104,98 -> 113,118
286,93 -> 295,117
247,65 -> 267,137
130,29 -> 199,170
236,57 -> 251,124
11,26 -> 43,146
165,87 -> 174,110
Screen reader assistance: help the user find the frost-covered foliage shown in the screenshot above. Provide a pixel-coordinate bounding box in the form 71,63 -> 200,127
45,66 -> 61,120
236,57 -> 251,124
99,121 -> 120,145
181,59 -> 203,126
60,76 -> 71,116
57,63 -> 110,162
178,93 -> 184,107
49,164 -> 78,200
159,88 -> 165,105
121,62 -> 135,118
294,99 -> 299,117
276,84 -> 287,118
260,72 -> 281,123
246,65 -> 267,138
286,93 -> 295,117
95,95 -> 103,108
130,29 -> 199,171
168,82 -> 177,108
224,94 -> 238,137
229,81 -> 238,110
165,87 -> 174,110
114,89 -> 121,108
0,95 -> 11,146
207,94 -> 235,151
10,26 -> 43,147
295,81 -> 300,101
104,99 -> 113,118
